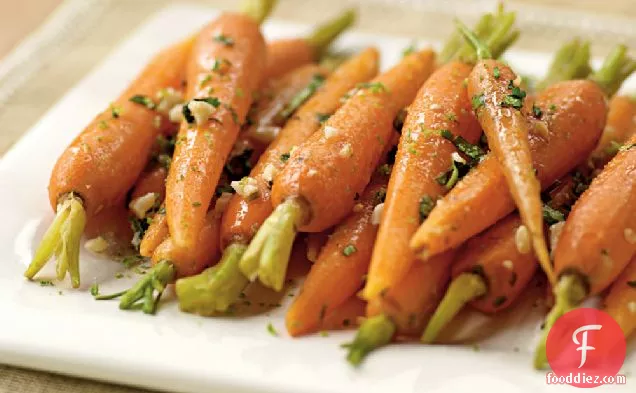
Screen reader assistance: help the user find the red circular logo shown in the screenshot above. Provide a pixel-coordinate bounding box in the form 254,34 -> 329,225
546,308 -> 626,387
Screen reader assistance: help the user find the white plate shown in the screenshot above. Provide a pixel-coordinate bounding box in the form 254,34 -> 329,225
0,4 -> 633,393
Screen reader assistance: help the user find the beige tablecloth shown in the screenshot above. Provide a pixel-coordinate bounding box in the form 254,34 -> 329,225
1,0 -> 635,392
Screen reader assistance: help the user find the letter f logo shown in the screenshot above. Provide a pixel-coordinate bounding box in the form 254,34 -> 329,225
572,324 -> 602,368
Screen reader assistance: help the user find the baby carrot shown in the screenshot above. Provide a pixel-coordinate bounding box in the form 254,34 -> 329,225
589,95 -> 636,168
362,60 -> 482,301
130,166 -> 168,203
456,21 -> 553,283
165,5 -> 269,252
112,210 -> 221,314
318,296 -> 366,333
534,133 -> 636,368
24,38 -> 194,287
286,172 -> 388,336
410,80 -> 608,268
244,63 -> 328,144
604,256 -> 636,338
264,9 -> 356,80
139,209 -> 169,258
421,214 -> 538,343
175,47 -> 379,314
346,251 -> 453,365
240,49 -> 436,292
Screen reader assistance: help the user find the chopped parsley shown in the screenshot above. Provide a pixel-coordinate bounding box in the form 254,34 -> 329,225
627,280 -> 636,288
375,187 -> 387,203
129,94 -> 156,109
193,97 -> 221,108
279,74 -> 326,119
110,104 -> 122,118
493,66 -> 500,79
549,104 -> 557,112
315,112 -> 331,124
214,34 -> 234,46
211,57 -> 232,73
501,80 -> 526,109
377,164 -> 392,176
343,244 -> 357,256
356,81 -> 388,94
39,280 -> 54,287
98,120 -> 108,130
280,152 -> 290,162
192,202 -> 202,207
199,74 -> 212,87
419,195 -> 436,222
266,322 -> 278,336
532,104 -> 543,119
471,94 -> 485,110
440,130 -> 486,163
225,104 -> 239,124
492,296 -> 507,307
543,204 -> 565,225
90,283 -> 99,296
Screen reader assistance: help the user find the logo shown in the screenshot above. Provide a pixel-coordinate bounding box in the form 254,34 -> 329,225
546,308 -> 626,387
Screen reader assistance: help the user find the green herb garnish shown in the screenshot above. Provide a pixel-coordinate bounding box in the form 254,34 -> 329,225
419,195 -> 436,222
266,322 -> 278,336
343,244 -> 357,256
279,74 -> 326,119
532,104 -> 543,119
493,67 -> 500,79
280,152 -> 290,162
471,94 -> 485,110
129,95 -> 156,109
356,82 -> 388,94
214,34 -> 234,46
543,204 -> 566,225
316,112 -> 331,124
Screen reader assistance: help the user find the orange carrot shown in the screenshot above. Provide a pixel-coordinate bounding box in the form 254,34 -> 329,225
589,95 -> 636,168
139,209 -> 169,258
263,9 -> 356,80
286,172 -> 388,336
456,22 -> 553,283
421,214 -> 538,343
604,256 -> 636,338
410,80 -> 607,271
131,166 -> 168,202
362,61 -> 482,301
176,47 -> 380,314
239,49 -> 436,294
25,37 -> 194,287
317,296 -> 366,333
534,133 -> 636,368
165,12 -> 267,252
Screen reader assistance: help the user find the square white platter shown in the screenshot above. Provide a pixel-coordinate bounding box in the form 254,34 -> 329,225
0,3 -> 633,393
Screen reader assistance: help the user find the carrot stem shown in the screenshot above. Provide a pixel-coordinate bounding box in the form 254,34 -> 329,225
306,9 -> 357,58
533,274 -> 587,369
344,314 -> 396,366
239,199 -> 304,291
421,273 -> 487,344
483,12 -> 516,59
176,243 -> 248,314
452,13 -> 494,63
588,44 -> 636,97
454,19 -> 492,61
118,260 -> 175,314
24,194 -> 86,288
537,39 -> 592,91
240,0 -> 278,25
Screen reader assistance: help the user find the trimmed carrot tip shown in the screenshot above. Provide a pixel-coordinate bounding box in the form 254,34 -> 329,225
239,199 -> 304,291
344,314 -> 395,367
117,260 -> 176,314
533,274 -> 587,369
176,243 -> 248,315
240,0 -> 278,25
306,9 -> 357,59
25,194 -> 86,288
421,273 -> 487,344
589,44 -> 636,97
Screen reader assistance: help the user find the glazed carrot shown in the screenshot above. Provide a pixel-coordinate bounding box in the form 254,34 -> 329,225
109,210 -> 221,314
346,252 -> 452,364
455,22 -> 554,284
244,63 -> 328,144
534,133 -> 636,368
410,80 -> 608,270
604,256 -> 636,338
131,166 -> 168,203
589,95 -> 636,168
264,9 -> 356,80
286,172 -> 388,336
83,205 -> 133,254
139,209 -> 169,257
318,296 -> 366,333
176,48 -> 380,314
165,7 -> 270,252
24,37 -> 194,287
239,49 -> 435,293
361,61 -> 482,301
421,214 -> 538,343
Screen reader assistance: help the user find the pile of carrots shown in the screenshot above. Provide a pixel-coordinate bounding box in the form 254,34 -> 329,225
25,0 -> 636,371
